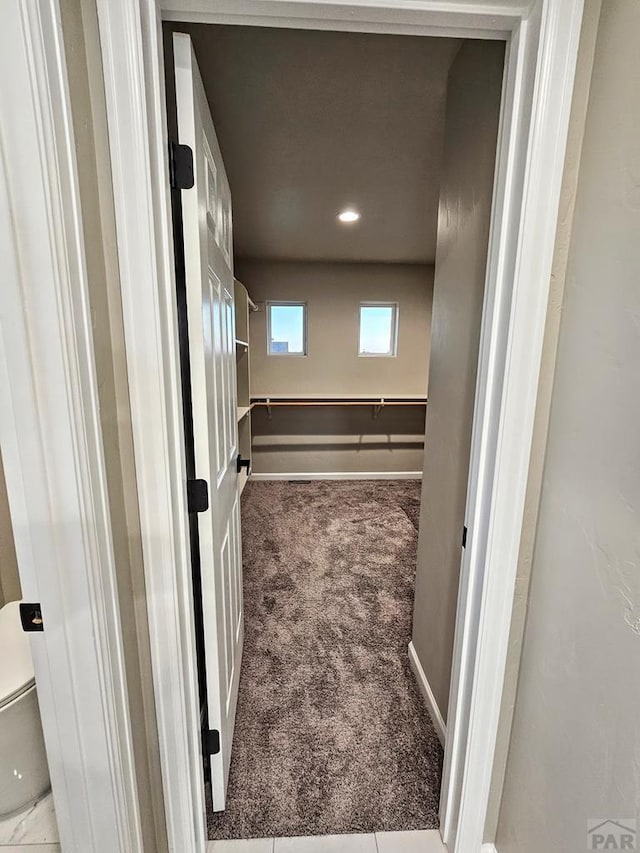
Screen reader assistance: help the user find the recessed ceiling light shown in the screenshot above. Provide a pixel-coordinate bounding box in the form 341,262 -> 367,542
338,209 -> 360,223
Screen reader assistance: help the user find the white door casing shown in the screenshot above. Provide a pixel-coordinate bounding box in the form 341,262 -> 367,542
93,2 -> 586,852
0,1 -> 143,851
174,31 -> 244,810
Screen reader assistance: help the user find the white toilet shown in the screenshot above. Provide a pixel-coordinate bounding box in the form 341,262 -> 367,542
0,600 -> 51,815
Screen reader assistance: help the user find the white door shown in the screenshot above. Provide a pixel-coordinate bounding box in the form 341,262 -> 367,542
174,32 -> 244,811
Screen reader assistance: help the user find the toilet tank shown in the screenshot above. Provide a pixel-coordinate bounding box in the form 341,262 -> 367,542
0,601 -> 50,815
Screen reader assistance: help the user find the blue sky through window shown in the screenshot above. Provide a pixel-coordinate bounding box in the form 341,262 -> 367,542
269,304 -> 305,354
359,305 -> 396,355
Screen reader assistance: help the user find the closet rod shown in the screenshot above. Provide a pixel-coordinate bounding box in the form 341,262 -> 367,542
250,396 -> 427,419
250,400 -> 427,406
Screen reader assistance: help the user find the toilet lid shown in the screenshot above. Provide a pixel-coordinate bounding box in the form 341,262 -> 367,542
0,601 -> 35,707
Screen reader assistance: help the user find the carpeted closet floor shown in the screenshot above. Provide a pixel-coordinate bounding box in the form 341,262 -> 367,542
208,480 -> 443,840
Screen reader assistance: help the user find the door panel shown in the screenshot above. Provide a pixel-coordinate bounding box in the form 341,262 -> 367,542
174,31 -> 243,811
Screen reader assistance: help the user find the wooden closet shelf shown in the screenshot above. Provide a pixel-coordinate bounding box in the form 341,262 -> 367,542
250,397 -> 427,420
251,397 -> 427,407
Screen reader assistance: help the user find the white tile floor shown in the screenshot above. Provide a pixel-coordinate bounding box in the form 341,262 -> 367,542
375,831 -> 445,853
208,830 -> 445,853
0,791 -> 59,847
0,794 -> 443,853
0,822 -> 442,852
0,831 -> 443,853
0,847 -> 59,852
275,837 -> 375,853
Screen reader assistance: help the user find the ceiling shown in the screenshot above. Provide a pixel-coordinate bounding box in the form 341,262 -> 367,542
165,24 -> 461,263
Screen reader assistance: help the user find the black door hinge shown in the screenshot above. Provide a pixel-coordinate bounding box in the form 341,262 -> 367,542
20,603 -> 44,632
187,478 -> 209,513
462,525 -> 468,549
169,142 -> 194,190
237,455 -> 251,474
204,729 -> 220,756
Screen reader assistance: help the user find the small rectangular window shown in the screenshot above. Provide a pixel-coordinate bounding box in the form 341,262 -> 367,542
267,302 -> 307,355
359,303 -> 398,357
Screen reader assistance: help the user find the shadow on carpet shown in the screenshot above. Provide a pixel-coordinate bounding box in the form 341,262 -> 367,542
208,480 -> 442,839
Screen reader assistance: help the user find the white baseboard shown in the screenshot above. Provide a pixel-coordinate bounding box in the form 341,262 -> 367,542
408,641 -> 446,747
481,845 -> 498,853
249,471 -> 423,481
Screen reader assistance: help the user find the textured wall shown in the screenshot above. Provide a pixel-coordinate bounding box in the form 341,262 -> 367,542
411,40 -> 504,721
0,451 -> 21,608
239,259 -> 432,474
59,1 -> 167,850
495,2 -> 640,850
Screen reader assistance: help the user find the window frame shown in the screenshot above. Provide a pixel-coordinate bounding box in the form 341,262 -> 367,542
358,301 -> 399,358
266,300 -> 308,357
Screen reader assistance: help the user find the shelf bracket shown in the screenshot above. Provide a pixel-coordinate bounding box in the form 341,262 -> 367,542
266,398 -> 272,419
373,397 -> 384,419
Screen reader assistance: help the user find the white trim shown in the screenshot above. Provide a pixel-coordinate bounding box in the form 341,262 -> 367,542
0,2 -> 143,852
358,301 -> 399,358
266,300 -> 308,356
440,3 -> 585,851
249,472 -> 423,481
160,0 -> 519,39
94,3 -> 585,853
481,845 -> 498,853
95,0 -> 206,850
408,642 -> 446,747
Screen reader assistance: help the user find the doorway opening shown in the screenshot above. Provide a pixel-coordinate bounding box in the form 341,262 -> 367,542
163,22 -> 504,844
0,0 -> 586,850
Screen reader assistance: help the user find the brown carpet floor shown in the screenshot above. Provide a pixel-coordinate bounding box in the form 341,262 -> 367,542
208,480 -> 442,839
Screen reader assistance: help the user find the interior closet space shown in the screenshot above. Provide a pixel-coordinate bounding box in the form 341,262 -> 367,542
239,259 -> 431,477
164,19 -> 504,844
163,23 -> 455,483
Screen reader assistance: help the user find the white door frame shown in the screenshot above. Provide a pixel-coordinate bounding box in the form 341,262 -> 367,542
95,2 -> 585,851
0,2 -> 143,852
0,1 -> 585,852
95,0 -> 585,851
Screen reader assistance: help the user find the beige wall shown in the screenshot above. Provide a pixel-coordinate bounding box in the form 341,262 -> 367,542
242,260 -> 432,396
59,2 -> 167,851
250,406 -> 427,475
238,259 -> 432,474
495,2 -> 640,850
411,40 -> 504,720
0,451 -> 21,608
